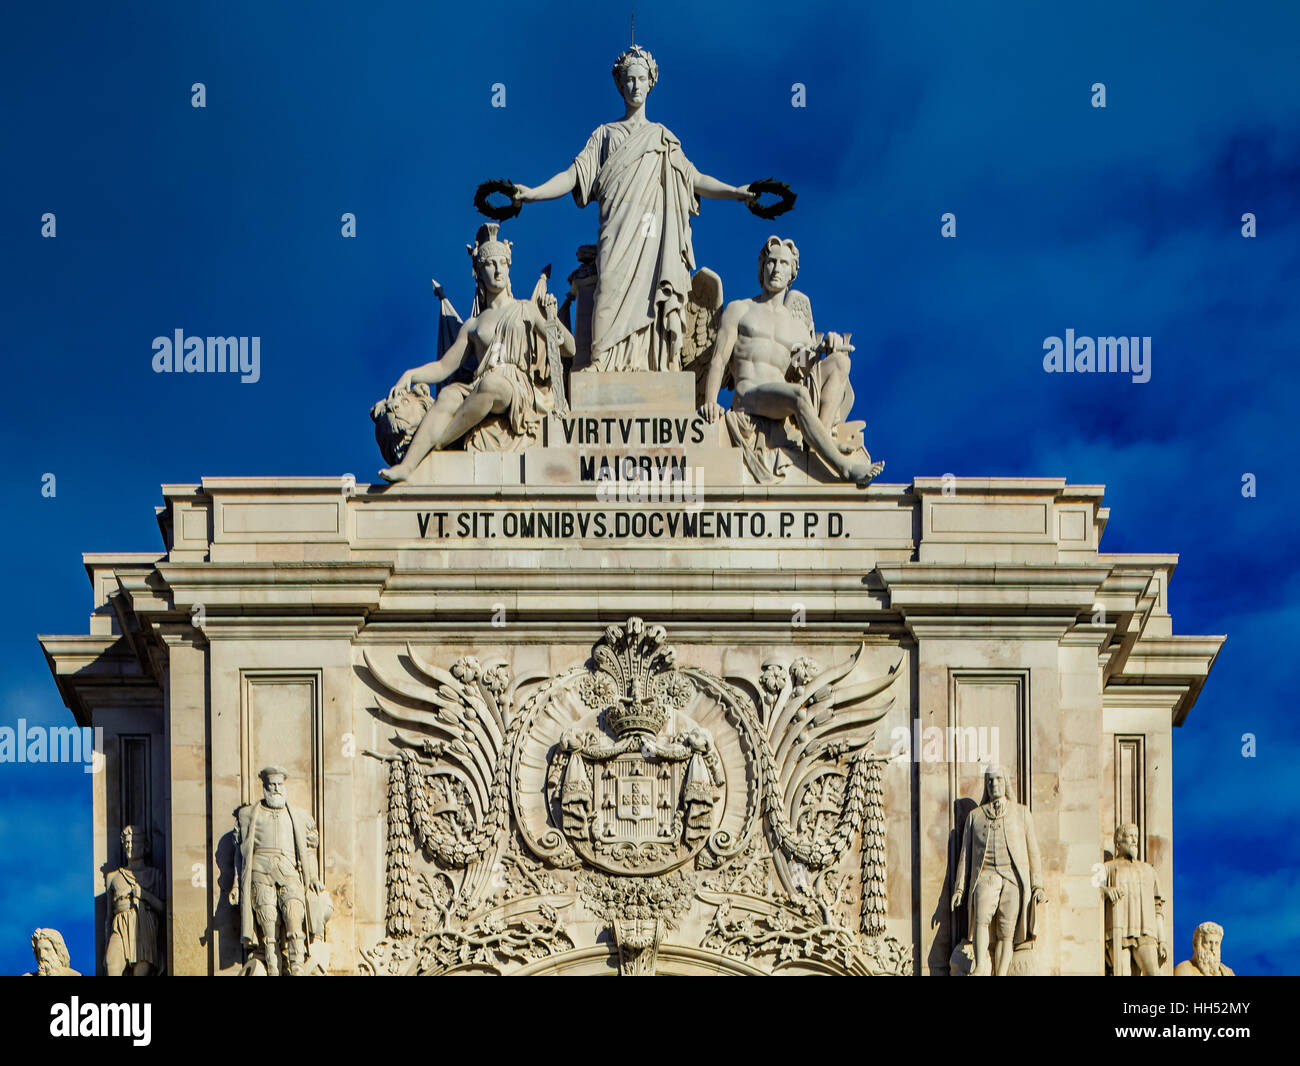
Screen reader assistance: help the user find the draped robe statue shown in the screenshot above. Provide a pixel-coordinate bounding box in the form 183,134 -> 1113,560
571,119 -> 700,371
512,44 -> 755,373
104,824 -> 163,976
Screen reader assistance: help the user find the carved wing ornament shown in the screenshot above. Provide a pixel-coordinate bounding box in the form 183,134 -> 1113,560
688,644 -> 899,926
362,646 -> 528,867
361,619 -> 908,974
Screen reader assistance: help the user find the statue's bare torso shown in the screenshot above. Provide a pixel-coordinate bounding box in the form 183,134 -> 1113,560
729,295 -> 812,393
468,301 -> 522,368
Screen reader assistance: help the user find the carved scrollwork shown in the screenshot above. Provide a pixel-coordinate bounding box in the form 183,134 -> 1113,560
699,893 -> 911,976
362,620 -> 907,975
361,904 -> 576,976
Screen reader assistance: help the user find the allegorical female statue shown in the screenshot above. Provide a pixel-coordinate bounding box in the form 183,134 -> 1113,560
510,45 -> 756,373
104,824 -> 163,976
377,223 -> 574,482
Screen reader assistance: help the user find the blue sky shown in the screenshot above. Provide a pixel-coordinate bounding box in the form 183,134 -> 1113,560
1,0 -> 1297,974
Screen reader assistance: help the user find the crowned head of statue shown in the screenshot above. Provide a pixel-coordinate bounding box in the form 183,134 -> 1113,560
467,223 -> 513,298
612,44 -> 657,110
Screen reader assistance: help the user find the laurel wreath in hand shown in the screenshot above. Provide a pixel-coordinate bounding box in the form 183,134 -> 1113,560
473,179 -> 523,221
746,178 -> 797,219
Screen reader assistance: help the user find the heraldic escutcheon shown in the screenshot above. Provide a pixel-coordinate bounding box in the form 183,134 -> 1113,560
359,618 -> 910,975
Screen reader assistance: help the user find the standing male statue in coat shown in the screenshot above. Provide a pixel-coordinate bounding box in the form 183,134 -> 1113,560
952,764 -> 1046,976
230,766 -> 327,975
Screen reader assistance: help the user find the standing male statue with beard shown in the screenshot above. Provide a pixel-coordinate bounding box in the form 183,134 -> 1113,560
230,766 -> 327,975
24,928 -> 79,976
1101,822 -> 1167,975
1174,921 -> 1236,976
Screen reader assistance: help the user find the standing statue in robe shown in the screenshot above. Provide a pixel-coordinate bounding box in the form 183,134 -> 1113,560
1101,822 -> 1167,976
104,824 -> 163,976
510,44 -> 757,373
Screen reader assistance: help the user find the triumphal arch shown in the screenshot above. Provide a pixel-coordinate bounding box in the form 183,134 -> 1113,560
40,43 -> 1221,977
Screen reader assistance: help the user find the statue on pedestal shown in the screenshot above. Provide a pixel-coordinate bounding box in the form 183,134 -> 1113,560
697,236 -> 884,486
230,766 -> 329,976
951,764 -> 1045,976
508,44 -> 758,373
104,824 -> 163,976
558,244 -> 600,372
24,928 -> 79,975
376,224 -> 573,482
1101,822 -> 1166,975
1173,921 -> 1235,976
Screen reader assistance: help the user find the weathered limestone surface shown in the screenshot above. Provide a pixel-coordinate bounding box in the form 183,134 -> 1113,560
35,37 -> 1225,977
39,385 -> 1222,975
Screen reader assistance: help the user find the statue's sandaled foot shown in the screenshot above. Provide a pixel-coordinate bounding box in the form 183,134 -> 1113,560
847,459 -> 885,488
378,465 -> 410,483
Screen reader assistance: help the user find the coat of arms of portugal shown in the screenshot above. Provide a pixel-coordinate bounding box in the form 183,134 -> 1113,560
360,618 -> 912,975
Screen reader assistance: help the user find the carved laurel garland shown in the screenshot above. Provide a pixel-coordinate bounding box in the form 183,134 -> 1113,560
385,754 -> 413,937
861,757 -> 887,936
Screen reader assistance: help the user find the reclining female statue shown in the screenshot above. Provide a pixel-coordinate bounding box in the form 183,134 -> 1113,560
378,224 -> 574,483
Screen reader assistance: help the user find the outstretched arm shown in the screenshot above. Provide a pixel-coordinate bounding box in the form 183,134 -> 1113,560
694,173 -> 754,202
389,321 -> 472,398
514,167 -> 578,203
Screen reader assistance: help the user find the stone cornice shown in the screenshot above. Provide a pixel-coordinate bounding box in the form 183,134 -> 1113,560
877,563 -> 1113,611
152,562 -> 394,609
910,476 -> 1089,496
37,635 -> 160,727
197,618 -> 369,640
380,567 -> 886,592
1116,635 -> 1225,725
353,620 -> 907,644
37,477 -> 1225,733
